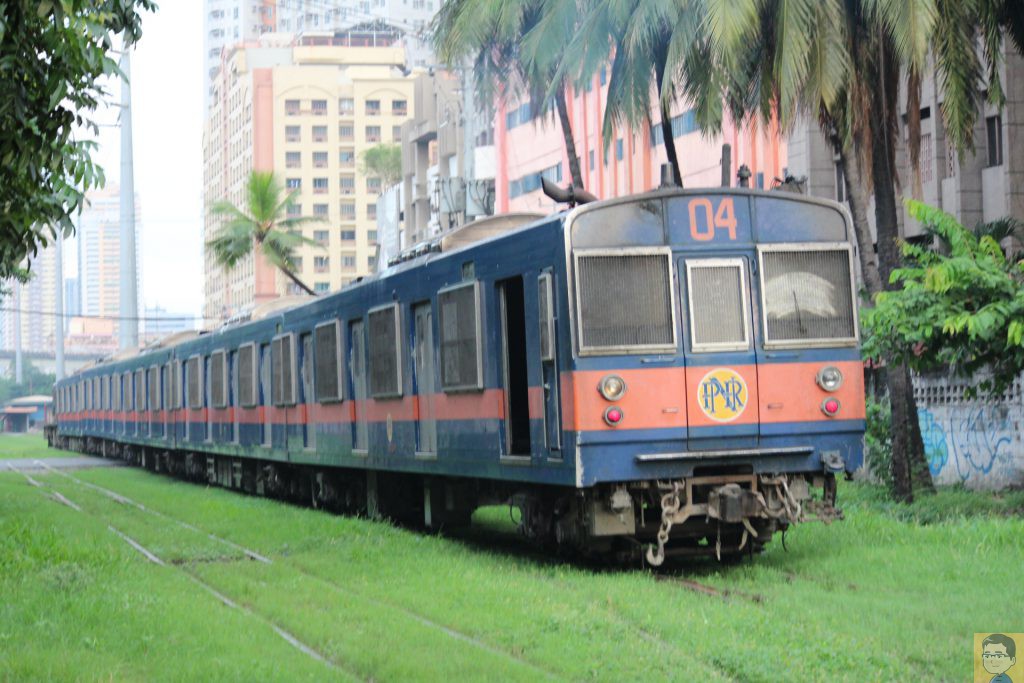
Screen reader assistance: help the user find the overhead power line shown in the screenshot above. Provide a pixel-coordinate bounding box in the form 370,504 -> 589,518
0,307 -> 212,323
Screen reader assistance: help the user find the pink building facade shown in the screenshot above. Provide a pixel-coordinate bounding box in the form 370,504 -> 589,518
495,69 -> 786,213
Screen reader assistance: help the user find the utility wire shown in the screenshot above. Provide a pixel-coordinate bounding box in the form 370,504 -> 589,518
0,307 -> 212,323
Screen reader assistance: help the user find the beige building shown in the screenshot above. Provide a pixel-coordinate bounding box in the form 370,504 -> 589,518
203,26 -> 416,322
0,245 -> 58,357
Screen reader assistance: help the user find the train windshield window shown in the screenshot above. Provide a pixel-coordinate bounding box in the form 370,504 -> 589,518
438,282 -> 482,391
272,334 -> 296,406
186,356 -> 204,409
686,259 -> 750,352
759,246 -> 857,346
571,199 -> 666,248
575,249 -> 677,354
368,305 -> 402,398
314,321 -> 343,402
211,351 -> 227,408
238,345 -> 257,407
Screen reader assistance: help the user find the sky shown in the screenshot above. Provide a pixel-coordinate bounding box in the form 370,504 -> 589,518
77,0 -> 204,318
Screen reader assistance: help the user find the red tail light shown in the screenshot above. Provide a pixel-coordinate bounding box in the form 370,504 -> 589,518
821,398 -> 841,417
604,407 -> 624,426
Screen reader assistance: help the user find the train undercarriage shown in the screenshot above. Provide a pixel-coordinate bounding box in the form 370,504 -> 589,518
48,431 -> 841,565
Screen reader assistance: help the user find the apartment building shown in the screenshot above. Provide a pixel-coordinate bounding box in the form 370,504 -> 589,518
0,246 -> 57,356
203,27 -> 415,322
496,66 -> 785,213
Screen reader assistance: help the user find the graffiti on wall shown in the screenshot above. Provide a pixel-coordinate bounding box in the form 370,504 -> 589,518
918,406 -> 1017,487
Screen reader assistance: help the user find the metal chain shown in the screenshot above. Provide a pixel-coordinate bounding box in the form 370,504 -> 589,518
645,482 -> 683,567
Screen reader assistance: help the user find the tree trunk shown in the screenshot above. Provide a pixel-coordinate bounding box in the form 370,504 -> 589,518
278,266 -> 317,296
869,78 -> 933,500
836,142 -> 884,295
654,49 -> 683,187
554,89 -> 585,190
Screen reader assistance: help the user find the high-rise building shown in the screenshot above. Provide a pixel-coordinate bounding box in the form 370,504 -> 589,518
75,186 -> 143,341
204,0 -> 440,111
0,244 -> 58,355
202,27 -> 415,322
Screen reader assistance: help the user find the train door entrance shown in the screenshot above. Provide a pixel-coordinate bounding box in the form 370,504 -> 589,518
349,320 -> 368,453
229,351 -> 239,445
498,277 -> 530,457
260,342 -> 272,447
412,302 -> 436,455
680,256 -> 759,444
300,332 -> 315,450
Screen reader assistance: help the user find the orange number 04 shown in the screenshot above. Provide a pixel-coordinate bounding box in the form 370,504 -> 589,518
688,197 -> 737,241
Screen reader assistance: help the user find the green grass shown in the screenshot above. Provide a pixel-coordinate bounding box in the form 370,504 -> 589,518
1,464 -> 1021,682
0,432 -> 78,460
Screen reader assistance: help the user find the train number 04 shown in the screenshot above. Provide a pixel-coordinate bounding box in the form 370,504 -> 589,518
688,197 -> 737,241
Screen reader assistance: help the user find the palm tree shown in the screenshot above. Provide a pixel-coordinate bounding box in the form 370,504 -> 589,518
432,0 -> 585,189
207,171 -> 321,297
549,0 -> 709,187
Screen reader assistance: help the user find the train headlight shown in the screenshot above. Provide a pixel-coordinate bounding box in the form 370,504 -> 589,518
821,398 -> 841,417
816,366 -> 844,392
603,406 -> 624,426
598,374 -> 627,401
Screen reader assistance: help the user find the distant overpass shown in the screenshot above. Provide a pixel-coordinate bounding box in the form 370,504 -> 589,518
0,350 -> 105,378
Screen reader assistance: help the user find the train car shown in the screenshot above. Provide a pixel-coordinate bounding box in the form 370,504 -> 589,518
51,187 -> 865,563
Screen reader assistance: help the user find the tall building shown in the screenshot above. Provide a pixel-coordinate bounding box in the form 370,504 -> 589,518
204,0 -> 440,111
0,244 -> 58,356
494,71 -> 785,214
75,185 -> 143,343
203,27 -> 416,322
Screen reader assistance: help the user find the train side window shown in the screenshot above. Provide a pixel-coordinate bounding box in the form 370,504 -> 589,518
163,362 -> 174,409
238,343 -> 258,408
174,360 -> 183,409
186,356 -> 204,409
148,365 -> 161,411
211,350 -> 228,408
438,281 -> 483,392
135,369 -> 146,411
685,258 -> 750,352
123,372 -> 132,411
272,333 -> 297,406
368,304 -> 402,398
103,375 -> 111,410
314,320 -> 343,402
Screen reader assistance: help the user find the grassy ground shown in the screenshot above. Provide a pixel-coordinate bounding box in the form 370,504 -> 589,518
1,441 -> 1021,681
0,432 -> 77,459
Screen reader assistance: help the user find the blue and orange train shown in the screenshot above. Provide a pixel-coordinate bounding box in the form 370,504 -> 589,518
51,187 -> 865,562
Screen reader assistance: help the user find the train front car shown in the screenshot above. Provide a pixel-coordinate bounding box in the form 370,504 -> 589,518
556,189 -> 865,563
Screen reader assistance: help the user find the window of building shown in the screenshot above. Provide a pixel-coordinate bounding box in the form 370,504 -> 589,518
366,177 -> 381,193
391,99 -> 407,115
285,125 -> 300,142
286,178 -> 301,190
315,282 -> 329,293
366,125 -> 381,142
292,256 -> 303,271
313,177 -> 329,194
392,125 -> 402,142
339,97 -> 354,114
285,99 -> 300,115
368,230 -> 378,243
339,175 -> 355,194
311,99 -> 327,115
313,205 -> 329,219
340,203 -> 356,220
365,99 -> 380,116
313,151 -> 328,168
342,253 -> 357,268
504,102 -> 532,131
367,203 -> 377,219
341,230 -> 356,241
286,203 -> 301,217
314,256 -> 329,273
286,151 -> 301,168
986,115 -> 1003,167
367,255 -> 376,269
615,138 -> 624,161
312,125 -> 327,142
339,124 -> 354,140
339,149 -> 355,166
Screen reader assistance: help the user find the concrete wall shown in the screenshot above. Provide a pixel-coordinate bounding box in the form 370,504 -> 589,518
914,372 -> 1024,490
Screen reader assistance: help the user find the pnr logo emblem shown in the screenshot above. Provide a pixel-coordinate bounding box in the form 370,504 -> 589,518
698,368 -> 748,422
